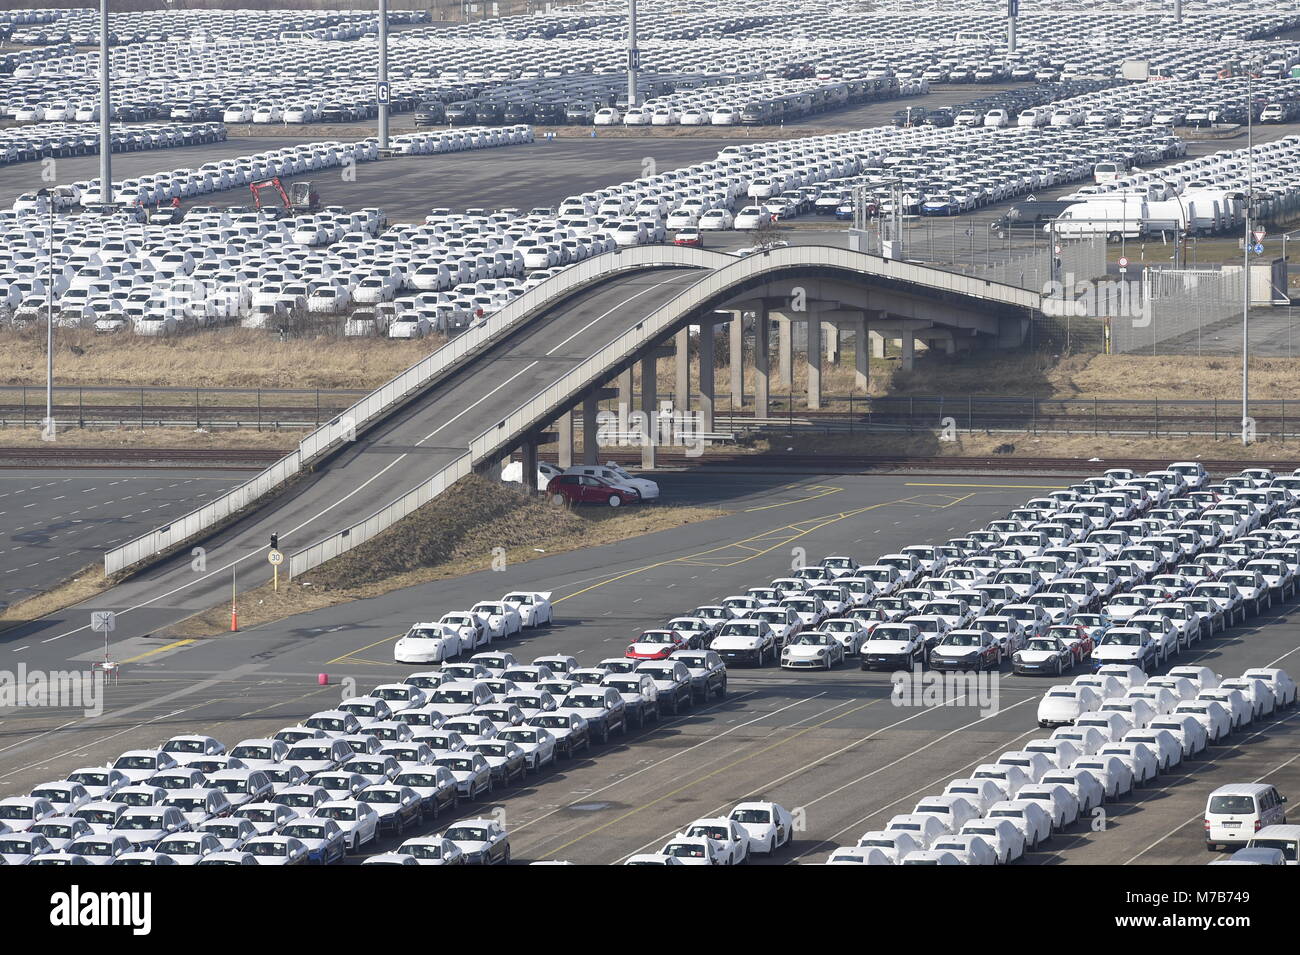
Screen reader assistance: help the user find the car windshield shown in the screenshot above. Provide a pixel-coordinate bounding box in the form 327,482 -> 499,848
943,634 -> 981,647
730,809 -> 771,824
1209,795 -> 1259,813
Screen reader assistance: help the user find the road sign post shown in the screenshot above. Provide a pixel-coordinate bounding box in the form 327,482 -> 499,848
268,548 -> 284,592
91,611 -> 117,680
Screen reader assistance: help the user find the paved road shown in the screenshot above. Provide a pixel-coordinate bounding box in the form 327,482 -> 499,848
0,468 -> 246,611
0,135 -> 755,222
0,263 -> 706,654
1,469 -> 1296,864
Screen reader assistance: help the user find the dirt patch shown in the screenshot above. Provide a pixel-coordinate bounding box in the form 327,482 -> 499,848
0,563 -> 106,634
169,474 -> 728,637
0,327 -> 440,390
0,427 -> 299,451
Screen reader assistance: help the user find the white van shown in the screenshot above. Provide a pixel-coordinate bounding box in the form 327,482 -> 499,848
1205,783 -> 1288,850
1248,824 -> 1300,864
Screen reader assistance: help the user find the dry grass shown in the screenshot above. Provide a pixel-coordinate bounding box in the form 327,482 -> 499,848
0,563 -> 106,633
0,427 -> 299,450
761,430 -> 1300,462
169,475 -> 728,637
0,327 -> 440,390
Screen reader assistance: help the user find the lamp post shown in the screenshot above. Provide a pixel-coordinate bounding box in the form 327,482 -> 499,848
1242,61 -> 1256,445
37,187 -> 55,442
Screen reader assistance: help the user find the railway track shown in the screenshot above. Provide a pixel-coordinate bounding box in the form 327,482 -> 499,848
4,443 -> 1295,475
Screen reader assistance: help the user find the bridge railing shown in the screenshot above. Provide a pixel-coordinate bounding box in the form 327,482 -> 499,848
106,246 -> 716,576
467,244 -> 1040,463
286,245 -> 1038,579
283,246 -> 723,579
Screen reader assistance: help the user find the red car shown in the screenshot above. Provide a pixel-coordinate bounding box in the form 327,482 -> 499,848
672,229 -> 703,247
547,474 -> 639,507
625,629 -> 689,660
1046,624 -> 1094,664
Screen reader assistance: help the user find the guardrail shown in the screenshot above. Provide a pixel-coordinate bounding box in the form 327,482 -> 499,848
467,244 -> 1041,464
287,245 -> 1039,579
284,246 -> 724,579
103,247 -> 714,576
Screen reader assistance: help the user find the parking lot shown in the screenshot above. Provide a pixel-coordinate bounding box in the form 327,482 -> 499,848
7,2 -> 1300,885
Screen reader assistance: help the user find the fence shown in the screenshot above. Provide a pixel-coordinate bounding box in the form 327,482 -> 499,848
1108,266 -> 1246,354
0,385 -> 362,431
974,236 -> 1108,292
101,246 -> 723,576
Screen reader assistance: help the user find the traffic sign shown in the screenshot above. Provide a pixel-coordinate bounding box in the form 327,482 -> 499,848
1053,244 -> 1062,254
1254,230 -> 1266,243
375,81 -> 390,106
90,611 -> 116,632
1254,243 -> 1264,255
1118,256 -> 1129,267
268,549 -> 284,566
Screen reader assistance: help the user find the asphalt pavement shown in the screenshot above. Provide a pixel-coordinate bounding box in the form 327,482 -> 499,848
0,468 -> 246,611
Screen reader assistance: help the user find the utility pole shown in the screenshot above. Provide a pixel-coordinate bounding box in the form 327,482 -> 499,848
99,0 -> 111,204
1007,0 -> 1018,54
1242,62 -> 1254,445
39,188 -> 54,442
377,0 -> 389,150
1174,0 -> 1182,25
627,0 -> 639,109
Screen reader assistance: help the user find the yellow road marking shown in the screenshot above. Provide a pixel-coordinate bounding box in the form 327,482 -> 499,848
326,633 -> 404,666
903,482 -> 1067,489
743,485 -> 843,512
121,639 -> 194,664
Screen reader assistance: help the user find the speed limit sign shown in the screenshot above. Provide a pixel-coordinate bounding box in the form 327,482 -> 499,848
267,549 -> 283,566
1118,256 -> 1129,267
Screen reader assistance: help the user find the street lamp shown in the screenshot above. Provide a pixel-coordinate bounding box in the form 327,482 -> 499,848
36,187 -> 55,442
1242,59 -> 1258,445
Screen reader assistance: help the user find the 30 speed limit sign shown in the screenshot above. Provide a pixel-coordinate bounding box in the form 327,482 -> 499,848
267,549 -> 283,566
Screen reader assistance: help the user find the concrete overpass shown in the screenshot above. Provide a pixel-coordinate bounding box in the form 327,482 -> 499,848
7,244 -> 1040,661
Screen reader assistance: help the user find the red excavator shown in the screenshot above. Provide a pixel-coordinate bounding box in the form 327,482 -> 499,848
249,177 -> 320,215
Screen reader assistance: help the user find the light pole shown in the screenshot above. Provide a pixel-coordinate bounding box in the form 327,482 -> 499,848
377,0 -> 389,150
1243,61 -> 1256,445
627,0 -> 639,110
99,0 -> 111,205
37,188 -> 55,442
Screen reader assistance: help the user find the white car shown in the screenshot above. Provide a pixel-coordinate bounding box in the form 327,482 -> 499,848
677,818 -> 750,865
986,799 -> 1053,850
854,829 -> 923,863
1039,769 -> 1107,815
314,800 -> 380,852
394,622 -> 462,664
931,834 -> 999,865
439,612 -> 488,650
727,801 -> 793,855
957,818 -> 1026,864
469,602 -> 523,640
500,591 -> 554,627
1036,685 -> 1102,727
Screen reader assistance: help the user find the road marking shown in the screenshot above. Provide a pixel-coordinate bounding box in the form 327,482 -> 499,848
121,638 -> 196,664
903,482 -> 1068,489
34,278 -> 687,650
743,485 -> 843,511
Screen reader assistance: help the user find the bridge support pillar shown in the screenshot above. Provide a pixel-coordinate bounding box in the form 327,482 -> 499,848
754,303 -> 769,418
806,317 -> 822,411
870,329 -> 886,358
855,316 -> 870,393
697,320 -> 715,436
557,409 -> 574,469
582,392 -> 600,465
617,366 -> 633,447
900,330 -> 915,373
824,322 -> 840,365
729,310 -> 744,409
777,315 -> 793,390
521,433 -> 539,494
639,354 -> 657,469
675,327 -> 690,411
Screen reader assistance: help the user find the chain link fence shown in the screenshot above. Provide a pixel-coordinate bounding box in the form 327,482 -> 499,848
1106,265 -> 1246,354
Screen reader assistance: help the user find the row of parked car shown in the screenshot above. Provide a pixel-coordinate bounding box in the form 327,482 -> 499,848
7,5 -> 1298,126
0,131 -> 530,335
824,659 -> 1295,864
0,120 -> 224,166
0,628 -> 733,864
